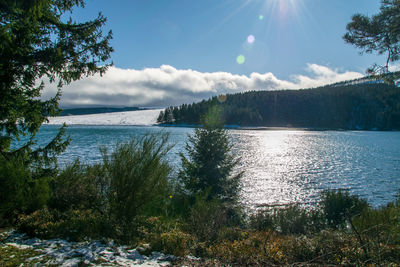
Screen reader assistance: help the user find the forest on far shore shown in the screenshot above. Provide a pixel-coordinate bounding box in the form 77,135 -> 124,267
157,82 -> 400,130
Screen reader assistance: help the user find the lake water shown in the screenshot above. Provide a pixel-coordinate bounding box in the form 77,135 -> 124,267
35,125 -> 400,208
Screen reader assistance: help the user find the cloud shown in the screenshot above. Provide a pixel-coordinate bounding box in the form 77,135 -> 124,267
42,64 -> 363,107
389,63 -> 400,72
291,64 -> 363,88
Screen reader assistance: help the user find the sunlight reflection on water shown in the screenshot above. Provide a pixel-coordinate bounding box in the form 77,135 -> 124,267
230,130 -> 400,208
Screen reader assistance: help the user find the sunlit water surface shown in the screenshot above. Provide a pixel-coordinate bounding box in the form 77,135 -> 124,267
33,125 -> 400,208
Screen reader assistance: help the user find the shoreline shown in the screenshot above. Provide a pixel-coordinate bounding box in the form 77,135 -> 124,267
42,123 -> 400,132
150,124 -> 400,132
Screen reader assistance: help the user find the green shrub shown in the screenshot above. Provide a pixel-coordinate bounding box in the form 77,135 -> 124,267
17,208 -> 57,238
103,134 -> 173,237
185,194 -> 229,243
320,189 -> 369,229
209,230 -> 287,265
282,230 -> 361,265
274,205 -> 309,234
249,205 -> 324,235
248,209 -> 274,231
218,227 -> 249,242
17,208 -> 110,241
16,133 -> 174,243
50,160 -> 106,212
0,156 -> 50,226
272,205 -> 324,235
151,229 -> 192,257
134,216 -> 195,256
51,133 -> 173,217
182,193 -> 243,244
351,203 -> 400,264
137,216 -> 181,242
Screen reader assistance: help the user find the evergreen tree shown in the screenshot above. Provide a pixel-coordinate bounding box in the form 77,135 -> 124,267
157,110 -> 165,123
178,106 -> 242,204
344,0 -> 400,78
0,0 -> 113,167
0,0 -> 112,225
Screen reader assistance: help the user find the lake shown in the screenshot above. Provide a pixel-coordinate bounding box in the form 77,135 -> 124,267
35,125 -> 400,208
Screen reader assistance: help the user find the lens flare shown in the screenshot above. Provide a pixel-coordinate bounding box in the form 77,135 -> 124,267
247,35 -> 255,44
259,15 -> 264,20
236,55 -> 245,64
217,94 -> 227,103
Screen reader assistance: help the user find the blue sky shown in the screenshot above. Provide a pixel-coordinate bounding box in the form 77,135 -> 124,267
49,0 -> 389,108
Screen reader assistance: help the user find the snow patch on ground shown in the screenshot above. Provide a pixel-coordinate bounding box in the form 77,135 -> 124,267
46,109 -> 163,126
1,230 -> 174,266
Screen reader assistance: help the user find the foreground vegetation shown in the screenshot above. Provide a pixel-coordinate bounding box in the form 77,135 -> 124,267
3,181 -> 400,265
0,244 -> 46,266
1,122 -> 400,265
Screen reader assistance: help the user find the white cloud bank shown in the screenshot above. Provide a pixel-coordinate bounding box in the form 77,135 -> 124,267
42,64 -> 363,107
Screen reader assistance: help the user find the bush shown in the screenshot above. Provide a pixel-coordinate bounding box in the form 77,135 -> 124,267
272,205 -> 324,235
103,134 -> 173,238
281,230 -> 361,265
248,209 -> 274,231
17,208 -> 109,241
50,160 -> 106,212
185,194 -> 229,243
16,133 -> 174,243
152,229 -> 191,257
209,231 -> 287,265
351,203 -> 400,264
249,205 -> 324,235
0,156 -> 50,226
135,216 -> 193,256
51,133 -> 173,221
320,189 -> 369,229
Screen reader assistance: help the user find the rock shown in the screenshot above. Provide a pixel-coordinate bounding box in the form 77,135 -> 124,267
186,254 -> 201,261
76,247 -> 96,261
60,258 -> 81,266
24,237 -> 41,246
99,249 -> 116,261
126,248 -> 145,261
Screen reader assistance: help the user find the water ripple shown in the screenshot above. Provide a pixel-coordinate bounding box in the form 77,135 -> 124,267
35,126 -> 400,208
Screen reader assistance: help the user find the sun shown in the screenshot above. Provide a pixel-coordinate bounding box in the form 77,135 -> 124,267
260,0 -> 306,26
275,0 -> 302,19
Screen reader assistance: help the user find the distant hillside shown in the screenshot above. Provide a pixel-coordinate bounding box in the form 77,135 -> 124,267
328,71 -> 400,88
59,107 -> 142,116
157,83 -> 400,130
48,109 -> 162,125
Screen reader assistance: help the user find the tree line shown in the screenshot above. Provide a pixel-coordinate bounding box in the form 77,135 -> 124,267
157,82 -> 400,130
